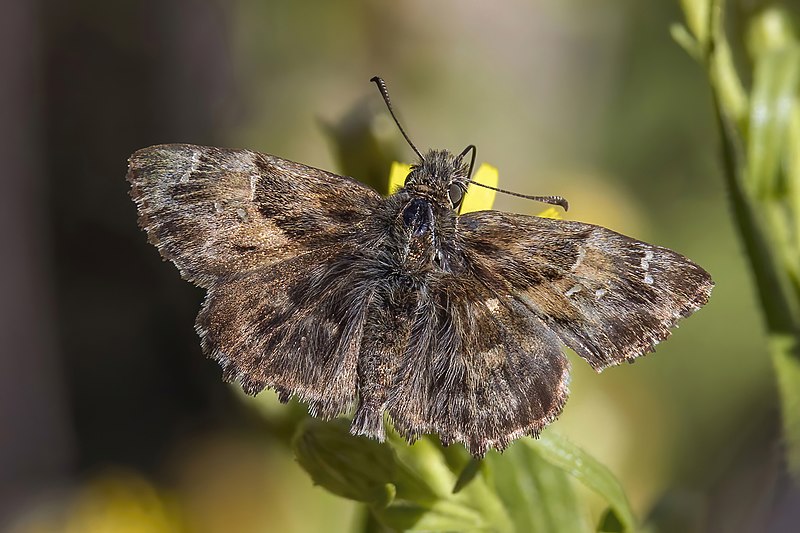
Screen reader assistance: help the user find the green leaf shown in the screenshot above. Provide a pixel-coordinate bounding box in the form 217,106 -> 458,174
747,44 -> 800,199
746,41 -> 800,301
679,0 -> 711,49
705,0 -> 749,124
529,433 -> 636,532
293,419 -> 510,531
452,457 -> 483,494
377,499 -> 491,532
670,23 -> 702,63
293,419 -> 636,532
293,418 -> 436,506
486,442 -> 590,533
746,7 -> 799,54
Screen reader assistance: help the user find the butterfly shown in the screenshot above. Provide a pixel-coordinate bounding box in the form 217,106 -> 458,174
127,77 -> 713,456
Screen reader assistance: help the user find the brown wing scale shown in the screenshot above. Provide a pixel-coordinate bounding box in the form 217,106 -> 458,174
127,144 -> 382,288
459,211 -> 713,371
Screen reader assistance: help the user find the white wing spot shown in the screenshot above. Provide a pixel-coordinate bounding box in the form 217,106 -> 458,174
572,246 -> 587,271
565,284 -> 582,297
644,273 -> 654,284
181,151 -> 202,183
641,250 -> 654,270
595,288 -> 607,299
250,174 -> 259,201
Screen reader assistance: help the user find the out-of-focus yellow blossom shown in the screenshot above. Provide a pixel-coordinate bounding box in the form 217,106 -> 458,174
535,206 -> 562,219
387,161 -> 412,195
460,163 -> 499,214
14,471 -> 181,533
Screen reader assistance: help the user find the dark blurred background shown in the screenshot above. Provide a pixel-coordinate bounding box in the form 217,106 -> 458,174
1,0 -> 795,531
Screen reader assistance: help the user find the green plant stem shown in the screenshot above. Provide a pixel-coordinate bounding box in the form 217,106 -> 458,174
698,0 -> 800,474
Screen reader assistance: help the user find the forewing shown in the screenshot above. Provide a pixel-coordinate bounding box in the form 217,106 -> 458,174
127,144 -> 382,287
196,247 -> 377,418
387,273 -> 570,456
459,211 -> 714,370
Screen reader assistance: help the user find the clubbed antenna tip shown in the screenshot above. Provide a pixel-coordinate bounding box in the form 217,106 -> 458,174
468,181 -> 570,211
370,76 -> 423,161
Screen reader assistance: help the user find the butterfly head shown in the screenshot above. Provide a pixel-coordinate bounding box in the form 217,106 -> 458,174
404,149 -> 470,211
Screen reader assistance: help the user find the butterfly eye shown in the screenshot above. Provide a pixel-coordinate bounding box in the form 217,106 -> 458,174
448,183 -> 464,208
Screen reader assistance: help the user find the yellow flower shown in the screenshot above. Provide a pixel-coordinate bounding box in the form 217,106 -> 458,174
386,161 -> 411,195
535,206 -> 562,219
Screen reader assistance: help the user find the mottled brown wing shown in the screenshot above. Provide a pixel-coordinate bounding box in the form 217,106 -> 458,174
386,273 -> 570,456
127,144 -> 382,288
458,211 -> 714,371
196,246 -> 377,418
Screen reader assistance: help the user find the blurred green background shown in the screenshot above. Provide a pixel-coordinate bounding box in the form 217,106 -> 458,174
1,0 -> 796,531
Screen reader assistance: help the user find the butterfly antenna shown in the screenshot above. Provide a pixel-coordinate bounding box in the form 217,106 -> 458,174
457,144 -> 477,180
370,76 -> 424,161
467,181 -> 570,211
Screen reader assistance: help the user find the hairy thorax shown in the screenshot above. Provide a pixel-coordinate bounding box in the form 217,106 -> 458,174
395,192 -> 462,277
